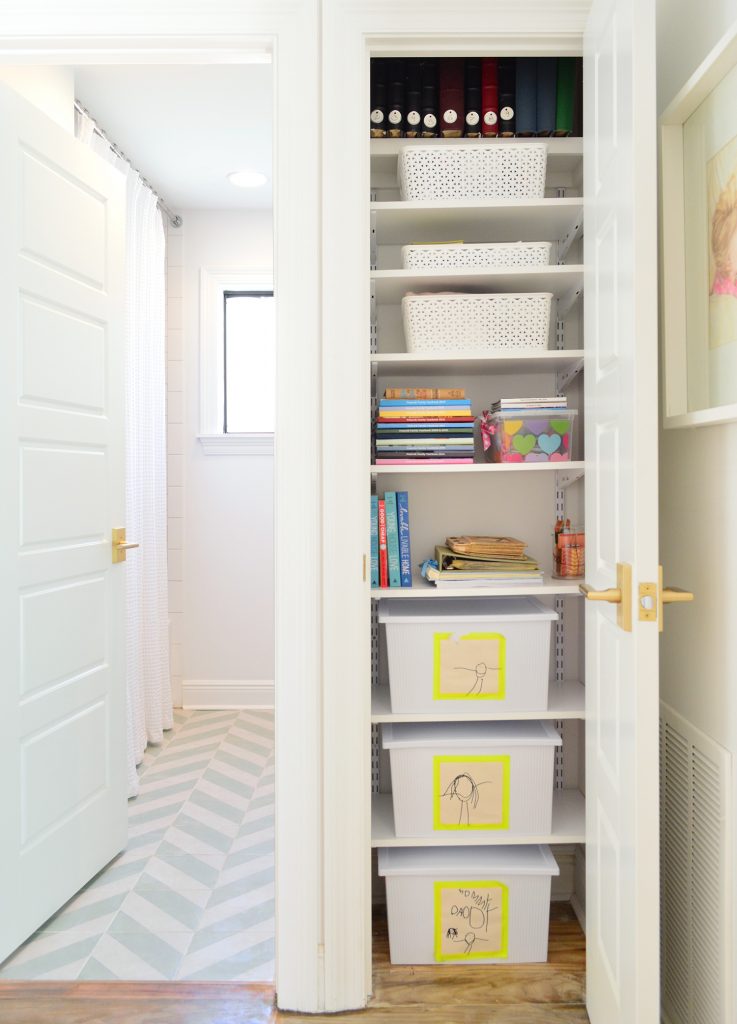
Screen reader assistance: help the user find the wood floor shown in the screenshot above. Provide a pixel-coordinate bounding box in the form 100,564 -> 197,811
0,903 -> 587,1024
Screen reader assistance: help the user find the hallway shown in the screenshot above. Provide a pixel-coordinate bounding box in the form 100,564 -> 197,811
0,710 -> 275,982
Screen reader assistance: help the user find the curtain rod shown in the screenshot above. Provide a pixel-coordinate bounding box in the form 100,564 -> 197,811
74,100 -> 183,228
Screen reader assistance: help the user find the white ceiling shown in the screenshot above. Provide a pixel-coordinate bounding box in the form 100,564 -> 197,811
73,63 -> 273,212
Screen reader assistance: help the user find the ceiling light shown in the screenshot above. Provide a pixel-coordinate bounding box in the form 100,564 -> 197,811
227,169 -> 268,188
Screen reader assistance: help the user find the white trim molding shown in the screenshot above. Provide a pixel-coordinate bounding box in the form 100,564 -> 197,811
182,678 -> 275,708
198,432 -> 274,455
199,265 -> 273,438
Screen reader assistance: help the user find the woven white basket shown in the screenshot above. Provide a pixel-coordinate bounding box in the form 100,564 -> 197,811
398,144 -> 548,201
402,293 -> 553,353
401,241 -> 552,270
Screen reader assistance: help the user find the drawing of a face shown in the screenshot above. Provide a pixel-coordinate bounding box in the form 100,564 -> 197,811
452,774 -> 475,802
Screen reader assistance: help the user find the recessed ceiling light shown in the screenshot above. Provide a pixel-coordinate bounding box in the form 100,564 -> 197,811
227,169 -> 268,188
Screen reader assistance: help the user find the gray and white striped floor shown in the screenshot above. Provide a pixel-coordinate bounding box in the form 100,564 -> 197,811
0,709 -> 275,981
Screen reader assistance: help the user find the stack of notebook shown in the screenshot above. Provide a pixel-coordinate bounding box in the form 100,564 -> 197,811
375,387 -> 475,465
491,396 -> 568,414
420,535 -> 543,588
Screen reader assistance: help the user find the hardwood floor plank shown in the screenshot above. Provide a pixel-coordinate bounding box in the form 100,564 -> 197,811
0,903 -> 587,1024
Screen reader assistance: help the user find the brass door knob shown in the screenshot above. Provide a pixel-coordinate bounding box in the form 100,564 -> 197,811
579,563 -> 632,632
112,527 -> 140,564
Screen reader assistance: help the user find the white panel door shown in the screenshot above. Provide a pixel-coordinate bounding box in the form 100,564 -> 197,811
584,0 -> 659,1021
0,82 -> 127,963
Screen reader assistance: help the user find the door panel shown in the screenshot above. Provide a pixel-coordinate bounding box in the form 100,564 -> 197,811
0,82 -> 127,963
584,0 -> 660,1021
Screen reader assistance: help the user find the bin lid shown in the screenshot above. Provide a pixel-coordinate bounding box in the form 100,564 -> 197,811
377,597 -> 558,625
382,720 -> 562,750
378,844 -> 560,878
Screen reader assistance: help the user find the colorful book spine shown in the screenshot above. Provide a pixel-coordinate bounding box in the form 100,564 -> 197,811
405,59 -> 422,137
481,58 -> 499,136
370,495 -> 379,588
384,492 -> 401,588
378,499 -> 388,587
497,57 -> 516,136
370,58 -> 388,138
397,491 -> 412,588
536,57 -> 557,136
555,57 -> 576,136
464,58 -> 482,137
421,58 -> 439,137
380,398 -> 469,408
515,57 -> 537,135
439,58 -> 464,137
384,387 -> 465,400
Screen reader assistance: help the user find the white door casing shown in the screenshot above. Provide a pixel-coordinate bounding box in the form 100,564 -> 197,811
0,82 -> 127,962
584,0 -> 660,1022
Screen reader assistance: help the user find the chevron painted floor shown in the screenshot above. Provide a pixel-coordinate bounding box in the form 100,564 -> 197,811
0,709 -> 275,982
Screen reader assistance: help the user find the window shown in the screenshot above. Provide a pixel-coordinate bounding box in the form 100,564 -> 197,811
224,290 -> 275,434
199,268 -> 274,454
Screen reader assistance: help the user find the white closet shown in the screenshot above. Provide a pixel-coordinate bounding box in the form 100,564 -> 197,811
369,131 -> 587,886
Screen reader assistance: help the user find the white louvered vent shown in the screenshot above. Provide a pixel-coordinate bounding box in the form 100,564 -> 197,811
660,703 -> 731,1024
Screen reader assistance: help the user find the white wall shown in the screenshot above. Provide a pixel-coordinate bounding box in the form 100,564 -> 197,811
0,65 -> 74,132
167,209 -> 275,706
657,3 -> 737,1019
658,2 -> 737,759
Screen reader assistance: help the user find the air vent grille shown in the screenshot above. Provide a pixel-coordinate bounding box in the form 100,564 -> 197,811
660,703 -> 730,1024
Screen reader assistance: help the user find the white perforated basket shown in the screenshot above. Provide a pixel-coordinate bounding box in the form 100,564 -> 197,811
402,293 -> 553,353
401,242 -> 552,270
398,144 -> 548,200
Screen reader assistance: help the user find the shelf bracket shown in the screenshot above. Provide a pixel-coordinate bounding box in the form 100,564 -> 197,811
558,216 -> 583,263
557,283 -> 583,320
556,358 -> 585,392
557,467 -> 585,489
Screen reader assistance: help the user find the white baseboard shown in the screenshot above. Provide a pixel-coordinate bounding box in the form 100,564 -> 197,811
182,679 -> 274,709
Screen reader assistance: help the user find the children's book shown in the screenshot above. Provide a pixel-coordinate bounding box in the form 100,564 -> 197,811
396,491 -> 412,588
370,495 -> 379,588
384,492 -> 401,588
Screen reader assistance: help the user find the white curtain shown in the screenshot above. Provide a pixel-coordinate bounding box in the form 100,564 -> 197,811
77,111 -> 173,798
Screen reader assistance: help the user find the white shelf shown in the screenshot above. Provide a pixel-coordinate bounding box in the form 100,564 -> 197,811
371,789 -> 585,847
371,680 -> 585,723
371,265 -> 584,305
370,137 -> 583,179
372,574 -> 583,599
372,350 -> 584,377
370,461 -> 585,475
371,198 -> 583,245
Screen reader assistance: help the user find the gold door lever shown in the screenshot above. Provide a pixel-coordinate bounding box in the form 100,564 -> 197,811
112,527 -> 140,564
579,563 -> 632,632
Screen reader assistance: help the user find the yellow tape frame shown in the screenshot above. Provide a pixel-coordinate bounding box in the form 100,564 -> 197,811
432,631 -> 507,701
433,754 -> 511,831
433,879 -> 509,962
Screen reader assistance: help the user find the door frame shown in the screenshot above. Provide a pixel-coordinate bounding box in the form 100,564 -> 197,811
320,0 -> 590,1009
0,2 -> 322,1013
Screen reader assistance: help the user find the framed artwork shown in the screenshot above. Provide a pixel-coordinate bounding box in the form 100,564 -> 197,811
661,23 -> 737,427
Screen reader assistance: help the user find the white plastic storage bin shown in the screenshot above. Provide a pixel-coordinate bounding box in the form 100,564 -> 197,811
378,597 -> 557,714
401,292 -> 553,354
398,143 -> 548,201
401,241 -> 552,271
379,845 -> 559,964
382,721 -> 561,838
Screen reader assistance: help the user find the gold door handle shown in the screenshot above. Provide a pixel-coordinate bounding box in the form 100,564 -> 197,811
662,586 -> 694,604
579,563 -> 632,632
112,527 -> 140,564
579,584 -> 622,602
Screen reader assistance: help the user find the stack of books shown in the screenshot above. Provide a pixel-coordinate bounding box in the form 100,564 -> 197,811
371,492 -> 412,589
420,535 -> 543,588
375,387 -> 475,465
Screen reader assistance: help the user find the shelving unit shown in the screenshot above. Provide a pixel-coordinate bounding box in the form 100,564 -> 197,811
368,120 -> 586,900
371,790 -> 586,847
